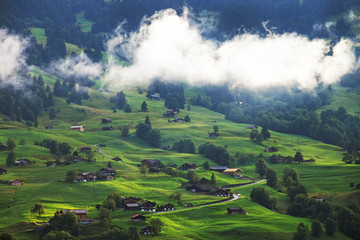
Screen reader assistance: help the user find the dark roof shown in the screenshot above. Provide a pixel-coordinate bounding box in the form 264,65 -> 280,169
100,167 -> 116,173
9,179 -> 22,183
188,183 -> 218,192
142,159 -> 161,167
227,207 -> 244,211
126,203 -> 139,208
140,201 -> 156,207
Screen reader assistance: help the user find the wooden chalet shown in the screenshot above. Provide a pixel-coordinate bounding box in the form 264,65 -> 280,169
102,126 -> 113,131
123,197 -> 141,205
227,207 -> 246,215
9,179 -> 22,186
179,163 -> 198,171
14,159 -> 32,166
112,157 -> 122,162
264,147 -> 278,152
142,159 -> 161,169
101,118 -> 112,123
210,166 -> 228,173
61,209 -> 88,221
69,126 -> 84,131
164,109 -> 178,117
149,95 -> 160,101
161,145 -> 170,150
160,203 -> 175,211
125,203 -> 139,211
216,189 -> 231,197
106,175 -> 115,180
223,168 -> 243,178
99,167 -> 116,178
80,146 -> 92,152
75,172 -> 97,182
187,183 -> 218,194
170,117 -> 184,123
246,124 -> 257,129
141,226 -> 154,235
139,201 -> 156,212
0,167 -> 8,174
0,144 -> 6,151
130,214 -> 146,222
72,156 -> 85,162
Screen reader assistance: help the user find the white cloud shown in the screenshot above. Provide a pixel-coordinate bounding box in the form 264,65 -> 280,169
0,29 -> 29,85
103,8 -> 357,90
48,52 -> 103,79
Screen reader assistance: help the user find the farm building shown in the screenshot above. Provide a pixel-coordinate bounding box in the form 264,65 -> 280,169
160,145 -> 170,150
0,167 -> 8,174
102,126 -> 113,131
187,183 -> 218,194
80,146 -> 92,152
164,109 -> 178,117
0,144 -> 6,151
265,147 -> 278,152
142,159 -> 161,169
102,118 -> 112,123
216,189 -> 231,197
149,95 -> 160,101
14,159 -> 32,166
44,125 -> 53,129
179,163 -> 198,171
61,209 -> 88,221
69,126 -> 84,131
125,203 -> 139,211
170,117 -> 184,123
139,201 -> 156,212
112,157 -> 122,162
99,167 -> 116,178
246,124 -> 257,129
130,214 -> 146,222
141,226 -> 154,235
72,156 -> 85,162
9,179 -> 22,186
75,172 -> 97,182
210,166 -> 228,172
223,168 -> 243,178
160,203 -> 175,211
227,207 -> 246,215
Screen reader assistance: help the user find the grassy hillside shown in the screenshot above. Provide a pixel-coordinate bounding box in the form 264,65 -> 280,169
0,73 -> 359,239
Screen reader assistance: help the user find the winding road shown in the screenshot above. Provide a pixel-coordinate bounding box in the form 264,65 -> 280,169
93,143 -> 112,160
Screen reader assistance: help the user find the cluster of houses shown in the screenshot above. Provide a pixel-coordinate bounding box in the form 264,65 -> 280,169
123,197 -> 175,213
74,167 -> 116,182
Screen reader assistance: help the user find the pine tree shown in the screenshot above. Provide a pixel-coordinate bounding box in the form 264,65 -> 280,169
255,158 -> 268,178
184,115 -> 191,122
6,151 -> 16,166
145,115 -> 151,126
107,162 -> 112,168
203,160 -> 210,170
211,173 -> 216,185
124,104 -> 132,113
261,126 -> 271,139
49,107 -> 56,120
294,151 -> 304,164
141,101 -> 148,112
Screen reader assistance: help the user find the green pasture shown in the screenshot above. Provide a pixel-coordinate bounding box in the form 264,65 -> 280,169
76,11 -> 94,33
29,28 -> 47,46
0,75 -> 359,239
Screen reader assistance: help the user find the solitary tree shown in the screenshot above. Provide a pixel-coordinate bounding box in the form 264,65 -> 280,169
49,107 -> 56,120
102,199 -> 116,211
213,125 -> 219,133
107,162 -> 112,168
184,115 -> 191,122
211,173 -> 216,185
145,115 -> 151,126
150,218 -> 165,235
6,137 -> 16,151
31,203 -> 45,217
203,160 -> 210,170
294,151 -> 304,164
123,104 -> 132,113
146,129 -> 161,147
85,151 -> 95,161
99,207 -> 112,229
255,158 -> 268,178
135,123 -> 151,139
65,169 -> 78,183
261,126 -> 271,139
6,151 -> 16,166
141,101 -> 148,112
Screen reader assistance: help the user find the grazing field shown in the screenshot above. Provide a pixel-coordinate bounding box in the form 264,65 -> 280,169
29,28 -> 47,46
76,11 -> 94,32
0,72 -> 359,239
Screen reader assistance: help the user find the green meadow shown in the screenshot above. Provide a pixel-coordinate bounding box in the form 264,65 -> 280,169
0,73 -> 359,239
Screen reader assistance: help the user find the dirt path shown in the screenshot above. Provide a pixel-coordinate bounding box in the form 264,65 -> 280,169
93,144 -> 112,160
